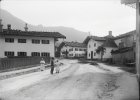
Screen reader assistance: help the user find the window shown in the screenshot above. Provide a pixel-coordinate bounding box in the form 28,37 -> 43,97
69,54 -> 73,56
17,52 -> 27,57
31,52 -> 40,56
75,54 -> 78,57
89,45 -> 90,48
89,53 -> 90,57
69,48 -> 73,51
41,52 -> 50,57
32,39 -> 40,44
5,38 -> 14,43
18,39 -> 26,43
5,51 -> 14,57
79,49 -> 82,51
94,43 -> 96,47
119,42 -> 124,48
94,52 -> 96,56
75,48 -> 78,51
42,40 -> 49,44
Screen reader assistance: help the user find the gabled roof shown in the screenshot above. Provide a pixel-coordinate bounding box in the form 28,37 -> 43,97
59,41 -> 86,49
102,38 -> 117,48
114,30 -> 136,40
0,29 -> 66,38
83,36 -> 105,44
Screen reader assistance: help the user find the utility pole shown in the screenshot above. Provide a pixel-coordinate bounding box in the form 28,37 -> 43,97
136,0 -> 140,80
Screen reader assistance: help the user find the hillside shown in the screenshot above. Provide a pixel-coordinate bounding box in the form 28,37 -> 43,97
1,9 -> 88,42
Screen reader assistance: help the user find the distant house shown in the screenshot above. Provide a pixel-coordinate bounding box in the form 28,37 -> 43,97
83,31 -> 117,60
0,24 -> 66,58
59,41 -> 87,58
111,30 -> 136,64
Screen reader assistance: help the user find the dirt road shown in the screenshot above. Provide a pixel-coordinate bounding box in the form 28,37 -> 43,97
0,60 -> 139,100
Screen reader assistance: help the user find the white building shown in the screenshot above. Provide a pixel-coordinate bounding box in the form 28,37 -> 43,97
59,41 -> 87,58
83,31 -> 117,60
0,24 -> 66,58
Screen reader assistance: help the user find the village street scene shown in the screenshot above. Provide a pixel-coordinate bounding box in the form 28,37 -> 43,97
0,0 -> 139,100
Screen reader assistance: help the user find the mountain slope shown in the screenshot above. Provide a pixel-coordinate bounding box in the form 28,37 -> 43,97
1,9 -> 88,42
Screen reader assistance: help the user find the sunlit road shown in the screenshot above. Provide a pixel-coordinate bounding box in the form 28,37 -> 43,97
0,59 -> 139,100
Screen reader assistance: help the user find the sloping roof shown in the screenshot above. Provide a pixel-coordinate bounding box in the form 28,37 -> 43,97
60,41 -> 86,48
111,47 -> 133,54
102,38 -> 117,48
114,30 -> 136,40
83,36 -> 105,44
121,0 -> 140,9
0,29 -> 66,38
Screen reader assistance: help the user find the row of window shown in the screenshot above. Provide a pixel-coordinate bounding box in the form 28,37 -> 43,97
5,38 -> 50,44
69,53 -> 85,57
5,51 -> 50,57
69,48 -> 86,51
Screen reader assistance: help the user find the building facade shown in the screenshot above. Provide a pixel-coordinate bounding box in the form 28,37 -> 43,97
112,30 -> 136,64
59,41 -> 87,58
0,25 -> 66,58
84,31 -> 117,60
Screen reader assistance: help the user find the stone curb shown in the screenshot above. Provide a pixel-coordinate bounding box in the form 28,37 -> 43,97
0,64 -> 51,80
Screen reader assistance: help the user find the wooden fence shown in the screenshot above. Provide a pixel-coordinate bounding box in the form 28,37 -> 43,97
0,57 -> 50,70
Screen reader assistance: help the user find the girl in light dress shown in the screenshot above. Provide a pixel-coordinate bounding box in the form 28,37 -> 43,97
55,60 -> 60,73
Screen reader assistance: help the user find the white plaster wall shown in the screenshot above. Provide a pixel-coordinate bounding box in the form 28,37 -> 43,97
0,36 -> 55,58
87,39 -> 103,59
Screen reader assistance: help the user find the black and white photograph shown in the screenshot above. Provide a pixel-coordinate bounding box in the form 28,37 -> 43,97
0,0 -> 139,100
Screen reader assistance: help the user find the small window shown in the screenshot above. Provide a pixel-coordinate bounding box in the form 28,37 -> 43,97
31,52 -> 40,56
5,51 -> 14,57
89,53 -> 90,57
75,48 -> 78,51
69,48 -> 73,51
94,43 -> 96,47
69,54 -> 73,56
32,39 -> 40,44
41,52 -> 50,57
17,52 -> 27,57
18,39 -> 26,43
5,38 -> 14,43
42,40 -> 50,44
89,45 -> 90,48
79,49 -> 82,51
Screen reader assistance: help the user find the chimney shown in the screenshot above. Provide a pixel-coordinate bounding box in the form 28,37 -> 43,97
0,19 -> 3,32
7,24 -> 11,30
109,31 -> 112,36
24,23 -> 28,32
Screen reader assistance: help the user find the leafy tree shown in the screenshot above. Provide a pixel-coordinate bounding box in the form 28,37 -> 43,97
96,46 -> 106,61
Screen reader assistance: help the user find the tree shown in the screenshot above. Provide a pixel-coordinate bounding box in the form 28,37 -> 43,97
96,46 -> 106,61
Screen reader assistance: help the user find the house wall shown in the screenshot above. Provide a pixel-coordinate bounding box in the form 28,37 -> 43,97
87,39 -> 103,59
115,34 -> 136,48
0,36 -> 55,58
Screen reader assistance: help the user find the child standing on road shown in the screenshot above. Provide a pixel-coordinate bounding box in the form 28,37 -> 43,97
55,60 -> 60,73
50,57 -> 54,74
40,58 -> 45,71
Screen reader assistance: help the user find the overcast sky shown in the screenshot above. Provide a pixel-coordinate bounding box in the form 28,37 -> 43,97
1,0 -> 136,36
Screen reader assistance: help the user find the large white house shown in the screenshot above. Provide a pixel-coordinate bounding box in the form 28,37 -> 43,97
0,24 -> 66,58
83,31 -> 117,60
59,41 -> 87,58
